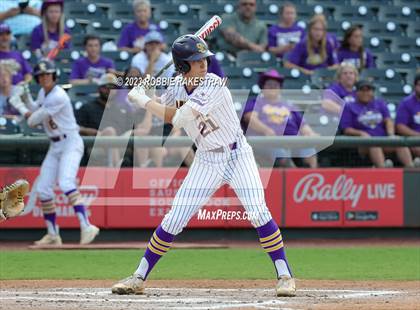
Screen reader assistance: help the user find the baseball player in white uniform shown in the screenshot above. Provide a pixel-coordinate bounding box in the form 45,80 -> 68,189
111,35 -> 296,297
11,59 -> 99,245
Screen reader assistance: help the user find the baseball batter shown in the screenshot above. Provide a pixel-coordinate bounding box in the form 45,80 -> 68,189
11,59 -> 99,246
112,35 -> 296,297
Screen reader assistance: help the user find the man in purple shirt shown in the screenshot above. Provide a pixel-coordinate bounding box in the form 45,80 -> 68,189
70,35 -> 115,85
268,2 -> 305,58
118,0 -> 161,54
243,69 -> 318,168
285,14 -> 338,75
30,0 -> 71,58
341,80 -> 413,167
396,73 -> 420,162
0,23 -> 32,85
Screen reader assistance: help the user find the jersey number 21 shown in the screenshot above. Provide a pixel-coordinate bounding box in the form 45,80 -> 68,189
198,115 -> 219,137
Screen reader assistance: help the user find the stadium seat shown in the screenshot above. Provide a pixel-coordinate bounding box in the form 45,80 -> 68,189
390,37 -> 420,57
360,68 -> 404,84
198,3 -> 234,21
404,70 -> 418,85
67,84 -> 99,106
15,34 -> 31,50
376,52 -> 419,71
152,3 -> 198,23
214,52 -> 236,68
85,19 -> 126,37
236,51 -> 278,72
363,22 -> 404,41
378,83 -> 408,106
378,6 -> 418,23
69,34 -> 87,51
0,117 -> 21,135
393,0 -> 420,10
334,6 -> 376,22
277,68 -> 311,85
363,37 -> 387,53
352,0 -> 393,5
64,3 -> 107,20
101,51 -> 132,71
107,3 -> 133,20
406,22 -> 420,38
65,18 -> 86,35
223,67 -> 256,80
311,68 -> 337,89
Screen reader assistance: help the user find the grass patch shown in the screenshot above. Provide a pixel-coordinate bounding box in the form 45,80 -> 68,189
0,247 -> 418,281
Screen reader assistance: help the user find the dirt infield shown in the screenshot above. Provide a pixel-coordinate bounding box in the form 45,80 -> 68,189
1,279 -> 419,310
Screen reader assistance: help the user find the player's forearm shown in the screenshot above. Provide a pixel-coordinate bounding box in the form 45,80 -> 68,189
396,124 -> 420,136
27,108 -> 48,127
145,100 -> 177,124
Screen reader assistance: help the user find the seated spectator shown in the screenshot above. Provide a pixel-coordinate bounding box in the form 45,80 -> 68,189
76,73 -> 144,167
118,0 -> 160,54
243,69 -> 319,168
0,23 -> 32,84
0,64 -> 20,116
70,35 -> 115,85
337,25 -> 375,70
218,0 -> 267,56
285,14 -> 338,75
208,55 -> 224,78
30,0 -> 70,58
0,0 -> 41,35
395,73 -> 420,164
341,80 -> 413,168
323,62 -> 358,115
268,2 -> 304,59
131,31 -> 174,78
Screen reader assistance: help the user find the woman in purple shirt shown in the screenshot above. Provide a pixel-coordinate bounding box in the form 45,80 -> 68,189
268,2 -> 305,59
285,14 -> 338,75
323,62 -> 358,115
337,25 -> 375,71
243,69 -> 319,168
30,0 -> 71,58
341,80 -> 413,167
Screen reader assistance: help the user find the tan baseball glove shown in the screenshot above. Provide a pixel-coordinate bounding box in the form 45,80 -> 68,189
0,179 -> 30,221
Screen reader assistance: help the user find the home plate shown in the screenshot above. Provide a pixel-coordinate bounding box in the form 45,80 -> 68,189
0,287 -> 404,310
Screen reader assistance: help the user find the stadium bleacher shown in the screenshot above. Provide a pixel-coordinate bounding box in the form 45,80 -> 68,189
1,0 -> 419,167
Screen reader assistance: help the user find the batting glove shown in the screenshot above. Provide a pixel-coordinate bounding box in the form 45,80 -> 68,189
128,85 -> 152,109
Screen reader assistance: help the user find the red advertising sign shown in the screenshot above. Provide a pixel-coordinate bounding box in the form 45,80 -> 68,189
285,169 -> 344,227
342,169 -> 403,227
106,168 -> 227,228
0,167 -> 106,228
224,169 -> 283,228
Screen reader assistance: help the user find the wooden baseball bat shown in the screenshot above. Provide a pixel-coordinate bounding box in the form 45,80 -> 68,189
153,15 -> 222,79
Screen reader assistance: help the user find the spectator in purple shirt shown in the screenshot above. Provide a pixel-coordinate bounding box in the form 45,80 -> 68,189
337,25 -> 375,71
243,69 -> 319,168
268,2 -> 305,59
70,35 -> 115,85
323,62 -> 358,115
0,23 -> 32,84
396,73 -> 420,163
341,80 -> 413,167
30,0 -> 70,58
0,64 -> 19,117
118,0 -> 160,54
285,14 -> 338,75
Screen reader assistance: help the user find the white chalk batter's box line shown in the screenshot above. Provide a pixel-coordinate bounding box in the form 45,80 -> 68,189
0,288 -> 405,310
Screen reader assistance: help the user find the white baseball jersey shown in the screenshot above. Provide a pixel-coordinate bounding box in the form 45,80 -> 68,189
32,85 -> 84,201
158,73 -> 272,235
161,73 -> 243,151
35,85 -> 79,137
